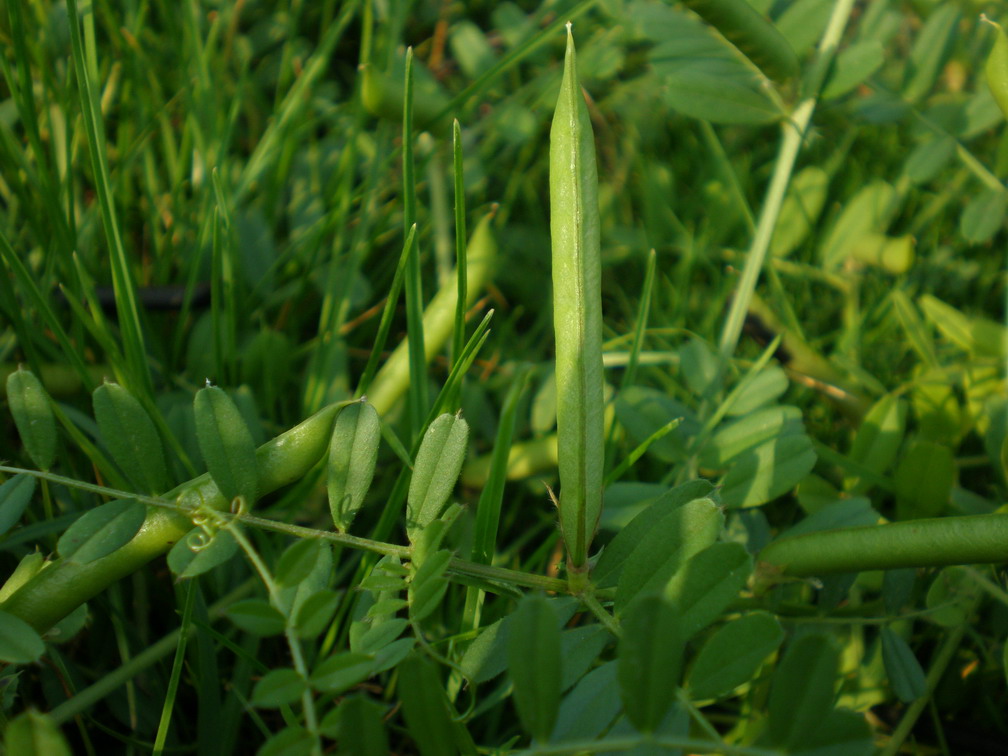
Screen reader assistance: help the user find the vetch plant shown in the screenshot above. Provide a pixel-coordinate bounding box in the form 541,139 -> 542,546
1,4 -> 1007,755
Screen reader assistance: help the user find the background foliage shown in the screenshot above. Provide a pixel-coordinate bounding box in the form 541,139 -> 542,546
1,0 -> 1007,754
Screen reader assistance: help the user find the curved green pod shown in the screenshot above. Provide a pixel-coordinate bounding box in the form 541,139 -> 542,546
1,222 -> 498,634
366,211 -> 496,413
0,403 -> 341,633
681,0 -> 800,82
757,514 -> 1008,579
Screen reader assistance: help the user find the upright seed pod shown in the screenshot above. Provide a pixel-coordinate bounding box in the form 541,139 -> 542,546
406,412 -> 469,543
550,24 -> 605,586
327,398 -> 381,533
985,17 -> 1008,119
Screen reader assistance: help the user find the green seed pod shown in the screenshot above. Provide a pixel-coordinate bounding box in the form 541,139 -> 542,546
757,513 -> 1008,579
406,412 -> 469,542
93,381 -> 169,494
550,25 -> 606,580
193,384 -> 259,506
327,398 -> 381,532
985,17 -> 1008,119
6,367 -> 57,470
681,0 -> 800,82
1,402 -> 342,634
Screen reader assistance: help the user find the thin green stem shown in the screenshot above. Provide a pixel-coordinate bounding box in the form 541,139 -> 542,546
152,581 -> 195,756
227,524 -> 320,748
718,0 -> 858,361
578,591 -> 620,637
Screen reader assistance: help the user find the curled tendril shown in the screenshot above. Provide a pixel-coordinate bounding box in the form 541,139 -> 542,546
230,495 -> 248,516
187,530 -> 211,552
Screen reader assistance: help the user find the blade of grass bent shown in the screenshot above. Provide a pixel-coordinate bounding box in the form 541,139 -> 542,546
550,25 -> 605,582
451,119 -> 468,371
403,48 -> 429,443
355,224 -> 417,398
717,0 -> 857,363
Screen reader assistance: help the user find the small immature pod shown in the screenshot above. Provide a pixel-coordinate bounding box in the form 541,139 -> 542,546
6,367 -> 57,470
193,384 -> 259,506
550,25 -> 606,579
327,398 -> 381,532
406,412 -> 469,543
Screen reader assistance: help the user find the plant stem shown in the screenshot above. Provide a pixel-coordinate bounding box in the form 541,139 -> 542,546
227,524 -> 320,748
718,0 -> 858,361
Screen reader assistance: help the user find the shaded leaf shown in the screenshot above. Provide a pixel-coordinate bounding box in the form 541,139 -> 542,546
618,594 -> 683,733
294,589 -> 340,638
664,542 -> 753,638
594,479 -> 714,588
251,668 -> 306,708
687,611 -> 783,700
93,381 -> 169,494
616,497 -> 723,611
409,549 -> 451,623
0,474 -> 35,537
508,593 -> 561,742
226,599 -> 286,637
846,393 -> 907,494
6,368 -> 56,470
552,661 -> 622,742
57,499 -> 146,564
822,40 -> 885,99
719,433 -> 816,509
398,653 -> 475,756
331,695 -> 388,756
767,634 -> 839,748
881,627 -> 926,702
0,609 -> 45,664
894,439 -> 954,518
310,651 -> 375,694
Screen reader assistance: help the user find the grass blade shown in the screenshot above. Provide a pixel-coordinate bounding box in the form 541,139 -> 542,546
66,0 -> 152,399
403,48 -> 428,441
